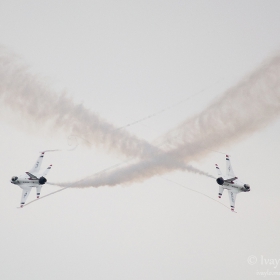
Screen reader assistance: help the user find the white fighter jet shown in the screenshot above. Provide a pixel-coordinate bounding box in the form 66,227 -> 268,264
215,155 -> 250,212
10,152 -> 52,207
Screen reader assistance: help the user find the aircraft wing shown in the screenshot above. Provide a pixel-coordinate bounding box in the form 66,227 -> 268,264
226,155 -> 235,178
29,152 -> 45,174
227,189 -> 238,212
20,186 -> 32,207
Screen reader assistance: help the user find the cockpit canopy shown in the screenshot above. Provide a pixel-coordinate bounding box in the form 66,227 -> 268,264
11,176 -> 18,182
244,184 -> 250,190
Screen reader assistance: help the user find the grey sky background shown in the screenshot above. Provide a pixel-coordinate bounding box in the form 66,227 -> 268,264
0,1 -> 280,279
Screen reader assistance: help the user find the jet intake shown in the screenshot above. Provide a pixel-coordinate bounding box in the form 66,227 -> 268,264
216,177 -> 224,185
39,176 -> 47,185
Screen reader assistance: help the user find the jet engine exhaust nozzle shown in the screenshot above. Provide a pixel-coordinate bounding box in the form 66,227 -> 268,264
216,177 -> 224,185
39,176 -> 47,185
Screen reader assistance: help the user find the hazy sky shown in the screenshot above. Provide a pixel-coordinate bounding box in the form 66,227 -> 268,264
1,1 -> 280,279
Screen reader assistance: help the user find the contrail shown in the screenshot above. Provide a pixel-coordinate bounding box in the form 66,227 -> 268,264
0,46 -> 160,159
116,79 -> 222,131
161,177 -> 236,213
55,52 -> 280,188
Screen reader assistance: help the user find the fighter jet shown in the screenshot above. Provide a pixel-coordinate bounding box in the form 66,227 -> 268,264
215,155 -> 250,212
10,152 -> 52,207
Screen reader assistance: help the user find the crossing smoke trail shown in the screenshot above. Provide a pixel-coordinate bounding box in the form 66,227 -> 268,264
56,52 -> 280,188
2,46 -> 280,190
0,46 -> 211,178
0,46 -> 160,160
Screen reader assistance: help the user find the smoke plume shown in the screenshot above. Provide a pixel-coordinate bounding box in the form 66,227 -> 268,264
0,46 -> 211,178
0,46 -> 160,159
57,52 -> 280,188
1,46 -> 280,189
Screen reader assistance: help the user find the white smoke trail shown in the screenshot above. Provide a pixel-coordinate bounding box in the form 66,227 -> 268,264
3,46 -> 280,190
0,46 -> 211,178
0,46 -> 160,159
17,52 -> 280,211
55,151 -> 213,189
162,53 -> 280,153
56,52 -> 280,188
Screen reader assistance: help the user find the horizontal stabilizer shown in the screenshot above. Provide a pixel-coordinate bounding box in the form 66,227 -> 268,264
42,165 -> 52,177
215,164 -> 222,176
36,185 -> 42,198
218,186 -> 224,198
